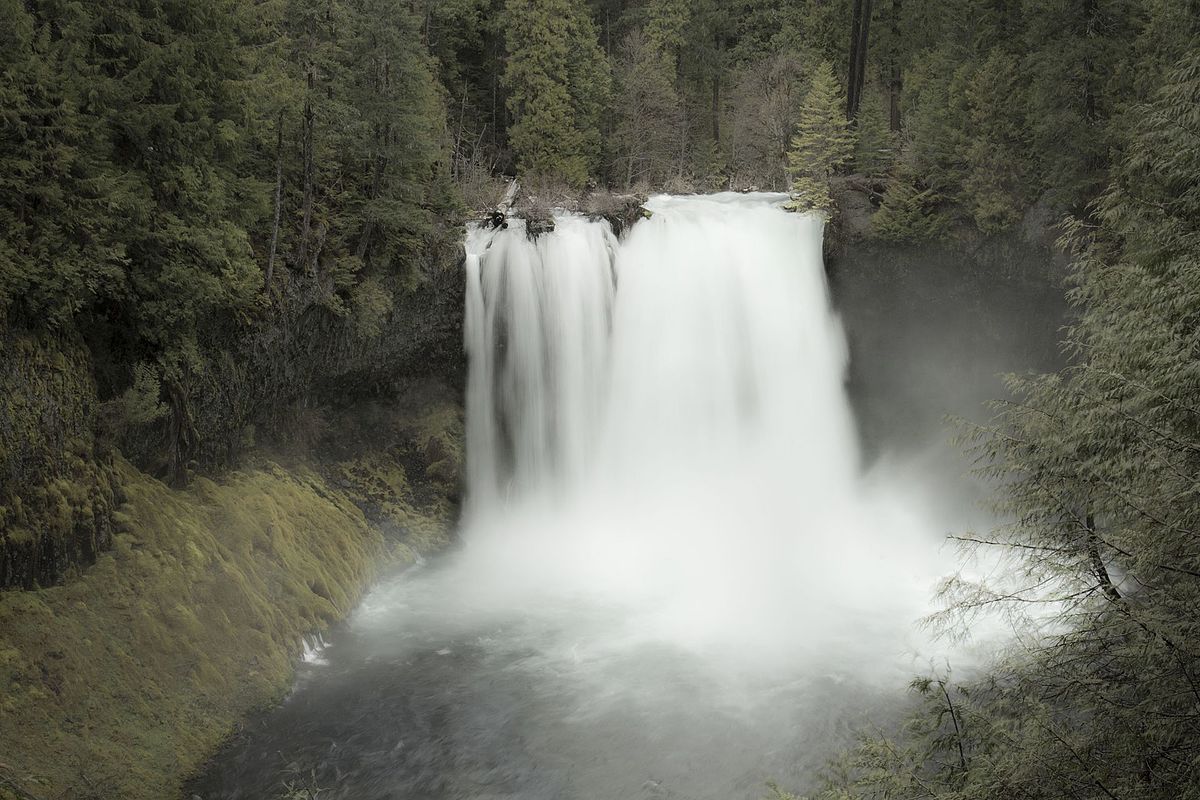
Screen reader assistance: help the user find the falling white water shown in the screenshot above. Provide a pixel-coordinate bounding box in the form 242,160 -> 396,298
459,193 -> 963,673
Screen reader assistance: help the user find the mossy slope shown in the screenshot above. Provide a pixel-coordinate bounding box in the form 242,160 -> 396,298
0,458 -> 386,800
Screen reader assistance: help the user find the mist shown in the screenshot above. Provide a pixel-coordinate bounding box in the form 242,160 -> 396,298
455,192 -> 986,671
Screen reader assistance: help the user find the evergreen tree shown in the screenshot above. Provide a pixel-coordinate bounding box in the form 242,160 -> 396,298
502,0 -> 608,186
643,0 -> 691,70
959,48 -> 1036,231
727,52 -> 809,190
340,0 -> 445,272
850,85 -> 893,176
0,0 -> 127,327
565,3 -> 612,176
1022,0 -> 1138,213
1,0 -> 455,479
871,167 -> 946,241
785,62 -> 855,210
803,51 -> 1200,800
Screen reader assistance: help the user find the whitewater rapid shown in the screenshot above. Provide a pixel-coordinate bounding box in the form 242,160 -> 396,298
459,193 -> 954,669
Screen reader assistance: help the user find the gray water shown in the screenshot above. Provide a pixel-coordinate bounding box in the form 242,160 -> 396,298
191,558 -> 909,800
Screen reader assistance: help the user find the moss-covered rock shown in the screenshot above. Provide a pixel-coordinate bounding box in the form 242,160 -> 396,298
321,379 -> 463,555
582,190 -> 650,237
0,330 -> 121,589
0,458 -> 391,800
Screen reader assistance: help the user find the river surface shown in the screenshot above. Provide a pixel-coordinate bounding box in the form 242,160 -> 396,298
192,556 -> 919,800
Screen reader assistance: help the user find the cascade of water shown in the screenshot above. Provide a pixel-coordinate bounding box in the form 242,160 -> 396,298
465,194 -> 853,505
460,193 -> 949,663
464,216 -> 619,508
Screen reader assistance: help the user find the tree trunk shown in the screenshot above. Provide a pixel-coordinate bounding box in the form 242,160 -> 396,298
357,56 -> 389,262
166,380 -> 198,489
711,75 -> 721,144
298,68 -> 316,277
711,32 -> 723,145
265,110 -> 284,293
888,0 -> 902,131
847,0 -> 874,120
356,152 -> 383,261
1082,0 -> 1099,123
1086,513 -> 1122,603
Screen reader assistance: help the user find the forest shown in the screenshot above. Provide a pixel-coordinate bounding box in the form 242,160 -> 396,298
2,0 -> 1200,798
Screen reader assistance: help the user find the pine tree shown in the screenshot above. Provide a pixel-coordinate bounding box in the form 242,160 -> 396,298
1022,0 -> 1139,213
785,62 -> 855,210
803,51 -> 1200,800
959,48 -> 1035,232
565,3 -> 612,177
643,0 -> 691,70
0,0 -> 127,327
340,0 -> 445,272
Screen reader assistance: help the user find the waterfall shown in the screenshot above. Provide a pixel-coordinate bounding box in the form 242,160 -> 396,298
465,215 -> 619,506
460,193 -> 949,664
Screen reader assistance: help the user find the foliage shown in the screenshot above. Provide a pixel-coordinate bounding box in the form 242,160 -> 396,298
0,0 -> 455,487
0,376 -> 462,797
0,458 -> 385,800
871,0 -> 1200,236
643,0 -> 692,66
796,51 -> 1200,800
871,168 -> 948,242
502,0 -> 610,186
611,29 -> 685,188
786,62 -> 856,211
0,331 -> 120,589
727,52 -> 811,190
851,86 -> 893,178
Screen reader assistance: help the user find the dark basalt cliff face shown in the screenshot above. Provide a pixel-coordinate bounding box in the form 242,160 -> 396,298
0,330 -> 122,589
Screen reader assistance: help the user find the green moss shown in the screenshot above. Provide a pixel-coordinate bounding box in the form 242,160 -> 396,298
1,330 -> 120,588
0,458 -> 385,800
334,454 -> 446,555
324,381 -> 463,556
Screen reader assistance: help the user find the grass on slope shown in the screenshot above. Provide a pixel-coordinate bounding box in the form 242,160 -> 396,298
0,459 -> 387,800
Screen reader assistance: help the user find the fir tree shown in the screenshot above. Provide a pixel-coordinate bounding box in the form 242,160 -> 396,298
502,0 -> 607,186
871,167 -> 947,241
803,51 -> 1200,800
786,62 -> 855,210
643,0 -> 691,70
565,3 -> 612,177
851,85 -> 894,177
341,0 -> 445,272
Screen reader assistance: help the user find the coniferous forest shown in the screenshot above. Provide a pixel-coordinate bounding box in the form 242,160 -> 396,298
2,1 -> 1200,799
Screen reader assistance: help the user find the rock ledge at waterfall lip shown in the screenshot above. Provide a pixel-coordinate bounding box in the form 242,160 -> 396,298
479,179 -> 651,239
481,184 -> 829,241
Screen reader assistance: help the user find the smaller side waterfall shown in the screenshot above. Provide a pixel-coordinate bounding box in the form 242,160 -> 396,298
464,216 -> 619,508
